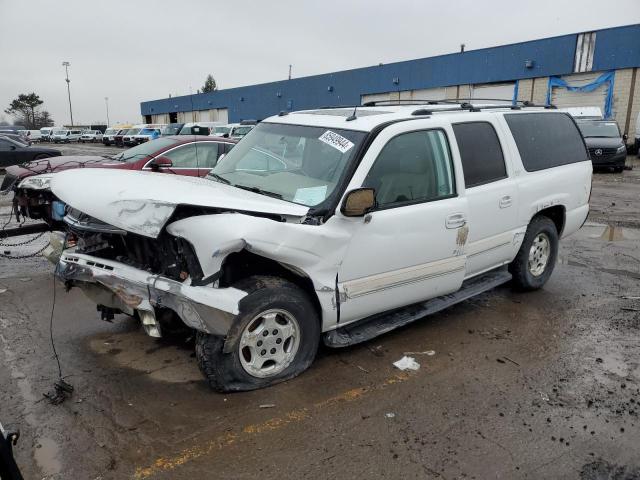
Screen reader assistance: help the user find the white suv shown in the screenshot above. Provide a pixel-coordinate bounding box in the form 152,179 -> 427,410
49,102 -> 592,391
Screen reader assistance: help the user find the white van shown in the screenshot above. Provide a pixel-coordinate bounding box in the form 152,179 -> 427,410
40,127 -> 54,141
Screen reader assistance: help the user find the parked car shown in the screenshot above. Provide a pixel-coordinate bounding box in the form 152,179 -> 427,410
161,123 -> 185,136
230,124 -> 255,139
132,127 -> 162,144
576,119 -> 627,172
27,130 -> 42,142
0,135 -> 60,168
103,125 -> 132,146
179,122 -> 222,135
2,136 -> 236,228
122,127 -> 142,147
51,129 -> 83,143
113,128 -> 129,147
80,130 -> 103,143
0,133 -> 30,146
47,103 -> 592,392
633,111 -> 640,156
40,127 -> 54,142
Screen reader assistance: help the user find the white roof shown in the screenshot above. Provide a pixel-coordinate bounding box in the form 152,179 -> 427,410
265,104 -> 554,132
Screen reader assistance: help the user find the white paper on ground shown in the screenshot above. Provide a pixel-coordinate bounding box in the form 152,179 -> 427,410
393,356 -> 420,371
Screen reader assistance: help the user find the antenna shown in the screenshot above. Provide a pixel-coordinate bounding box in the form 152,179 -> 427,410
345,105 -> 358,122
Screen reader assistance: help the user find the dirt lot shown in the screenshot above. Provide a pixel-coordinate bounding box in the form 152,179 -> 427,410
1,150 -> 639,479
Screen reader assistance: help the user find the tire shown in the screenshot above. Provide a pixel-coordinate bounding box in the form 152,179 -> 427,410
195,276 -> 320,392
509,216 -> 559,291
33,153 -> 50,160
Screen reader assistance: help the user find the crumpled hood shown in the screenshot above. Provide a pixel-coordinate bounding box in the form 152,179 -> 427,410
50,169 -> 310,238
6,155 -> 129,179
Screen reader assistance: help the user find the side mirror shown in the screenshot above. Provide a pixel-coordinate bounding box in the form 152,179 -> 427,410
341,188 -> 376,217
150,156 -> 173,171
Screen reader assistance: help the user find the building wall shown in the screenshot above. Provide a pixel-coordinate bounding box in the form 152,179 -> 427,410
141,25 -> 640,123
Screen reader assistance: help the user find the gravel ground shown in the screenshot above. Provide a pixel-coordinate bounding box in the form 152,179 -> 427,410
0,151 -> 639,479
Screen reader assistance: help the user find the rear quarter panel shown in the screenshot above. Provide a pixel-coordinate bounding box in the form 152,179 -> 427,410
497,115 -> 592,240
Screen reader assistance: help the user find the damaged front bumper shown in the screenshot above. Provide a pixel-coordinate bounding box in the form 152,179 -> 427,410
54,250 -> 247,337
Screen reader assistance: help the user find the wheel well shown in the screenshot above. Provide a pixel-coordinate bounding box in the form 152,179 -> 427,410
534,205 -> 565,235
219,250 -> 323,318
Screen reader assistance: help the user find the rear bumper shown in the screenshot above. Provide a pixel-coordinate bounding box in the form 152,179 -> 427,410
55,251 -> 247,337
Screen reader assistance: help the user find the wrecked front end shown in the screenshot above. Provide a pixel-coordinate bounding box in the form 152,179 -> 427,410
54,208 -> 247,338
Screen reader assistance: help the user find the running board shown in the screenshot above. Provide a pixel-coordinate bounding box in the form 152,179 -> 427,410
323,268 -> 512,348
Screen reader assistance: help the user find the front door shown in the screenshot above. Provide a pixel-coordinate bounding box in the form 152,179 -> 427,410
337,127 -> 468,325
157,141 -> 222,177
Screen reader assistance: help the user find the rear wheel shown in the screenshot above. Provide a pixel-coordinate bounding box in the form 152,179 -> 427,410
33,153 -> 50,160
509,216 -> 559,290
195,276 -> 320,392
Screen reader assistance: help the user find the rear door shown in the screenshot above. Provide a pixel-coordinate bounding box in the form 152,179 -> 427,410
451,120 -> 519,277
337,123 -> 468,324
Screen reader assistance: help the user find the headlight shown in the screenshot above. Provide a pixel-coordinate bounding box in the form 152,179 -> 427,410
617,145 -> 626,154
18,175 -> 53,190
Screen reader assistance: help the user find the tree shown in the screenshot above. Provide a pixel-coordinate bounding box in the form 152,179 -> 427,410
36,111 -> 54,128
201,74 -> 217,93
4,93 -> 44,129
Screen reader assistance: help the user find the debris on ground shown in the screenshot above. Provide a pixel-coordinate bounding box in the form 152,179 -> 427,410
393,356 -> 420,371
403,350 -> 435,356
384,413 -> 396,418
259,404 -> 275,409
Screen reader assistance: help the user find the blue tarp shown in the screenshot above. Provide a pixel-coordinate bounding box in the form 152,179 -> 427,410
546,71 -> 615,118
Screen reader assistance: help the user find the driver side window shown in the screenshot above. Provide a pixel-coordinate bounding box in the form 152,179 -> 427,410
163,142 -> 220,168
363,129 -> 455,208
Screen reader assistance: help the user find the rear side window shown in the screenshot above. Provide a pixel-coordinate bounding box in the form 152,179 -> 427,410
505,112 -> 588,171
452,122 -> 507,188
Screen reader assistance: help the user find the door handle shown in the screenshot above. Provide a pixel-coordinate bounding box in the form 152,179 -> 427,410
445,213 -> 467,229
499,195 -> 512,208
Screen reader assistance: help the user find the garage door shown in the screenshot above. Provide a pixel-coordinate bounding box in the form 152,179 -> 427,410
361,87 -> 446,105
551,72 -> 608,110
470,83 -> 515,103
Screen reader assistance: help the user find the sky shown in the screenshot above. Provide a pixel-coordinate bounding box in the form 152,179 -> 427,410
1,0 -> 639,126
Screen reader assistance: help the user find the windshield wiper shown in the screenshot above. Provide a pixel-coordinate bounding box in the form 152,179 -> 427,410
233,183 -> 282,199
208,173 -> 230,184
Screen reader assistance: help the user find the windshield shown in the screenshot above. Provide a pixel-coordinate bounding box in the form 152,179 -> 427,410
125,128 -> 141,135
578,121 -> 620,138
104,128 -> 117,135
233,126 -> 253,137
109,137 -> 177,163
139,128 -> 157,135
213,126 -> 230,135
208,123 -> 366,206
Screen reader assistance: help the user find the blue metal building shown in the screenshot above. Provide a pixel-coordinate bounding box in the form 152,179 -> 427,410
141,24 -> 640,134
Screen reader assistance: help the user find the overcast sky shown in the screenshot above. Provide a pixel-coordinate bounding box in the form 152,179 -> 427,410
1,0 -> 638,126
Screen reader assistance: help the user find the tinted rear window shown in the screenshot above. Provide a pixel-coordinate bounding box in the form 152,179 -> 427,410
505,112 -> 588,172
452,122 -> 507,188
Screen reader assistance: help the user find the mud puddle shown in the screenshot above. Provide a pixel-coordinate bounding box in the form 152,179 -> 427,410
88,330 -> 202,383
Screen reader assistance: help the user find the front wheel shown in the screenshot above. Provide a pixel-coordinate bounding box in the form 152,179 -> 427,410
33,153 -> 50,160
509,216 -> 559,291
195,276 -> 320,392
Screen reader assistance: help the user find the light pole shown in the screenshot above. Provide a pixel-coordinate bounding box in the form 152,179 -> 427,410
62,61 -> 74,126
104,97 -> 110,125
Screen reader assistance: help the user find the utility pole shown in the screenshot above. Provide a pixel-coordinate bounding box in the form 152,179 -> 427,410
288,64 -> 292,80
104,97 -> 110,125
62,61 -> 74,126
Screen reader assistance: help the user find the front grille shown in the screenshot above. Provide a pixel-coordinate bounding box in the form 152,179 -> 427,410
588,147 -> 618,159
1,173 -> 18,193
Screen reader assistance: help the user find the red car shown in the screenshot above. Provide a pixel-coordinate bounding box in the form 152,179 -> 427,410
1,135 -> 237,228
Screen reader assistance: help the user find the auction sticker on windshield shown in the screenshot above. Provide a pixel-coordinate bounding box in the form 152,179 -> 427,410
318,130 -> 354,154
